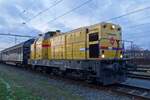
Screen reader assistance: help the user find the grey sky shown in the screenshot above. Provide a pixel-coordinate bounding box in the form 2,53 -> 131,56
0,0 -> 150,50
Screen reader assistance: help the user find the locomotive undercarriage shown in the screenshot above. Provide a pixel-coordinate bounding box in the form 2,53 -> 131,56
29,59 -> 126,85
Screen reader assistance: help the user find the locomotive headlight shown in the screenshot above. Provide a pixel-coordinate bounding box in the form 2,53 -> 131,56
120,54 -> 123,58
112,25 -> 115,29
101,54 -> 105,58
101,50 -> 105,58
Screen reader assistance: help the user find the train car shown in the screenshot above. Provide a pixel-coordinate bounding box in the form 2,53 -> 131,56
1,39 -> 34,65
29,22 -> 126,85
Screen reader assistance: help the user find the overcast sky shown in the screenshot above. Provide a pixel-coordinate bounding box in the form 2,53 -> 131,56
0,0 -> 150,50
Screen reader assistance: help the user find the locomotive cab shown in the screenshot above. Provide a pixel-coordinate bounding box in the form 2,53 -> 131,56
87,23 -> 125,85
100,23 -> 122,59
87,22 -> 123,60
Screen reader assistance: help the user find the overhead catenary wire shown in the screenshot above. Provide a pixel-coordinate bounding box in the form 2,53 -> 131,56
104,6 -> 150,21
99,6 -> 150,48
121,22 -> 150,33
26,1 -> 150,38
28,0 -> 92,34
125,32 -> 150,39
40,3 -> 150,31
21,0 -> 64,35
25,0 -> 64,23
11,0 -> 61,36
0,33 -> 33,46
45,0 -> 93,24
118,14 -> 150,26
124,22 -> 150,29
2,1 -> 149,49
0,33 -> 34,38
22,0 -> 36,13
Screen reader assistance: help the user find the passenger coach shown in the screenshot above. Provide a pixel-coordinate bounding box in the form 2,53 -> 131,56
1,39 -> 34,65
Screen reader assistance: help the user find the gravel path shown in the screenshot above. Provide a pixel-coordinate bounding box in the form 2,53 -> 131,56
0,64 -> 132,100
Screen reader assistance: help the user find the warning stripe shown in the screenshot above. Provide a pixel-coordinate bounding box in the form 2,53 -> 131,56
112,47 -> 123,50
42,44 -> 51,48
100,46 -> 108,49
100,46 -> 123,50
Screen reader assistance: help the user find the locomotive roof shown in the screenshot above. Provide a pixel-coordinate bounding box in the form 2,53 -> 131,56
51,22 -> 121,37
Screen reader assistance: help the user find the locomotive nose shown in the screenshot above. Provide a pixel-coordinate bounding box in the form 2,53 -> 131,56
104,63 -> 124,72
112,63 -> 122,72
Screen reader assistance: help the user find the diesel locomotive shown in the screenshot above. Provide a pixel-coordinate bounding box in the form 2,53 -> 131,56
0,22 -> 127,85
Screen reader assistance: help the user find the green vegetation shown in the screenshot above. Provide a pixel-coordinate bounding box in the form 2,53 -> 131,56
0,80 -> 8,100
0,78 -> 42,100
0,65 -> 83,100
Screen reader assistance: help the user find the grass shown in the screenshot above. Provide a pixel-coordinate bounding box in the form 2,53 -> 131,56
0,76 -> 83,100
0,80 -> 8,100
0,78 -> 42,100
0,65 -> 84,100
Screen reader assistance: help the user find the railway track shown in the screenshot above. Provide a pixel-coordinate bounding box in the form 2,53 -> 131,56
50,76 -> 150,100
128,70 -> 150,80
39,71 -> 150,99
112,84 -> 150,100
127,64 -> 150,80
128,73 -> 150,80
46,73 -> 150,99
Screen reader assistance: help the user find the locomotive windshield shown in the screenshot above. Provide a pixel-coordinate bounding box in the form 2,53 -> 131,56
89,32 -> 99,42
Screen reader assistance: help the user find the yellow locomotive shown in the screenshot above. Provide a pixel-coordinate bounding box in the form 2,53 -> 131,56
31,22 -> 122,60
29,22 -> 126,85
